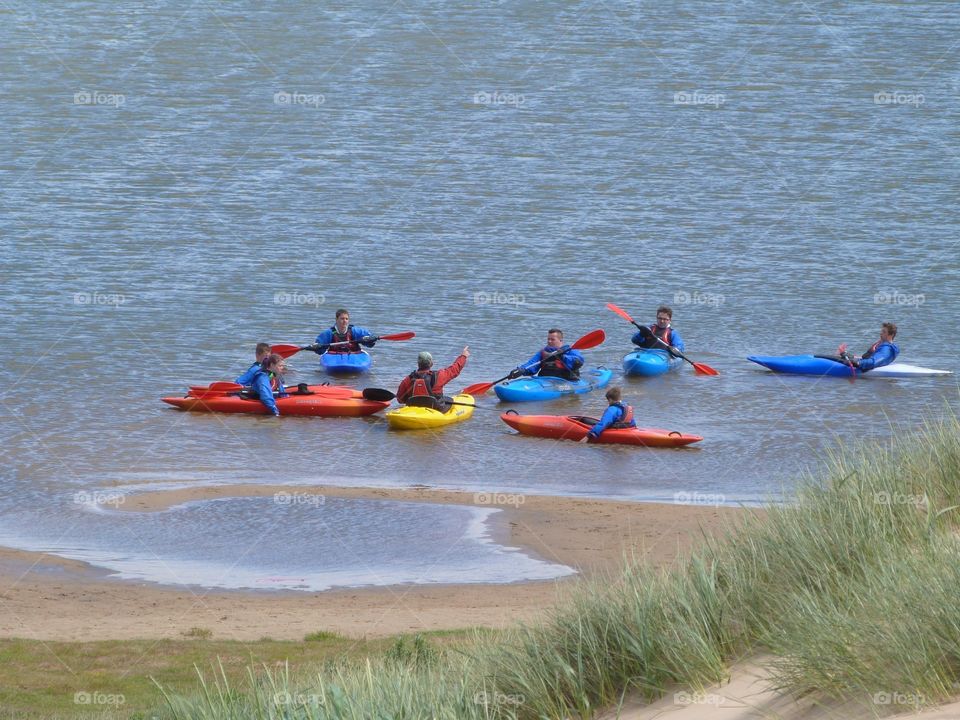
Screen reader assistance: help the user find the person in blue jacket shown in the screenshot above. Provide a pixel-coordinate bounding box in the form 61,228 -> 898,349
510,328 -> 584,381
847,322 -> 899,372
312,309 -> 378,355
235,342 -> 272,385
632,305 -> 685,353
585,387 -> 636,440
248,354 -> 288,416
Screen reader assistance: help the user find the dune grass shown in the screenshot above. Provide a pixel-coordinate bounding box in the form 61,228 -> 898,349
156,413 -> 960,718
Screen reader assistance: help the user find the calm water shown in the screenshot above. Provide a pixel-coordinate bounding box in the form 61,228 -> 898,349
1,2 -> 958,589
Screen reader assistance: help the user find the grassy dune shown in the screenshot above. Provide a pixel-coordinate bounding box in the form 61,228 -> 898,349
17,415 -> 960,718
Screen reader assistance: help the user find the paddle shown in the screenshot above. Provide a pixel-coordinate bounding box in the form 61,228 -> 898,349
272,332 -> 416,359
605,303 -> 719,376
462,329 -> 607,396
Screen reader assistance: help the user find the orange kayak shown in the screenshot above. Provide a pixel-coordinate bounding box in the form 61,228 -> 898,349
163,385 -> 389,417
500,413 -> 703,447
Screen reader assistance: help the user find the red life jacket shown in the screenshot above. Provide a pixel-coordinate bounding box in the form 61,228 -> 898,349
610,402 -> 635,428
329,325 -> 359,353
407,370 -> 439,399
650,324 -> 673,345
540,347 -> 567,374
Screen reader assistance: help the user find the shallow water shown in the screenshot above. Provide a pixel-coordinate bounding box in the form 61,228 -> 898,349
2,1 -> 958,588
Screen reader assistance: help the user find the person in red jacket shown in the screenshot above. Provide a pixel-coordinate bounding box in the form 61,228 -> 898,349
396,346 -> 470,410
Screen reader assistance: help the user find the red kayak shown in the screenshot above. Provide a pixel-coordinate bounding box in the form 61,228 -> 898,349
163,384 -> 389,417
500,413 -> 703,447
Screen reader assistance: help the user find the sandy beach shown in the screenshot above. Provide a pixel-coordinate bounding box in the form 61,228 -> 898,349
0,485 -> 745,642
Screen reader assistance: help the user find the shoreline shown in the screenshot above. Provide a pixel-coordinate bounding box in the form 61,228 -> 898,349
0,485 -> 748,641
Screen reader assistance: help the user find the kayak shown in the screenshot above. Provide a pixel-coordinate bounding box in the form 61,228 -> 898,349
622,349 -> 683,377
321,351 -> 372,374
494,368 -> 613,402
500,413 -> 703,447
747,355 -> 953,379
162,386 -> 389,417
385,393 -> 475,430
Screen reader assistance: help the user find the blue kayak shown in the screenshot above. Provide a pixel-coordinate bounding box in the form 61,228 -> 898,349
321,351 -> 372,375
622,349 -> 683,377
747,355 -> 952,379
494,368 -> 613,402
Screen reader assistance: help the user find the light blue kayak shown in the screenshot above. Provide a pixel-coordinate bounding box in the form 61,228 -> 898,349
494,368 -> 613,402
321,351 -> 372,375
622,349 -> 683,377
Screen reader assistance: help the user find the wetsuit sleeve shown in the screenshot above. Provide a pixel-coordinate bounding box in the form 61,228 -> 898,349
396,375 -> 413,403
858,344 -> 896,372
234,362 -> 260,386
253,373 -> 280,415
564,348 -> 585,370
588,406 -> 620,438
670,329 -> 685,352
435,354 -> 468,391
352,327 -> 377,347
631,331 -> 646,347
314,329 -> 333,354
518,350 -> 542,375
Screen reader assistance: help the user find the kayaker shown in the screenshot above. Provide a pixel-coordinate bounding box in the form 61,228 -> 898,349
396,347 -> 470,409
248,353 -> 288,416
511,329 -> 584,381
312,309 -> 378,355
632,306 -> 685,353
234,342 -> 272,385
585,387 -> 637,441
846,322 -> 900,372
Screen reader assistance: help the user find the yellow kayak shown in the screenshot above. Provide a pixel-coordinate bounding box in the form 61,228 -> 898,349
385,393 -> 475,431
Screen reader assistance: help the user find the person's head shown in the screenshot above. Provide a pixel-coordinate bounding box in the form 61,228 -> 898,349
261,353 -> 285,374
605,387 -> 622,404
546,328 -> 564,349
417,351 -> 433,370
656,306 -> 673,328
881,322 -> 898,342
335,309 -> 350,332
255,342 -> 271,362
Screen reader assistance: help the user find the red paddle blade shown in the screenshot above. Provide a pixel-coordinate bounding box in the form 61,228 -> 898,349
605,303 -> 635,324
570,328 -> 606,350
463,382 -> 494,396
271,344 -> 302,359
692,362 -> 720,376
380,331 -> 415,342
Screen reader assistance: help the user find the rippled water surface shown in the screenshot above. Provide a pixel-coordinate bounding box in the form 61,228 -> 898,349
1,2 -> 958,587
